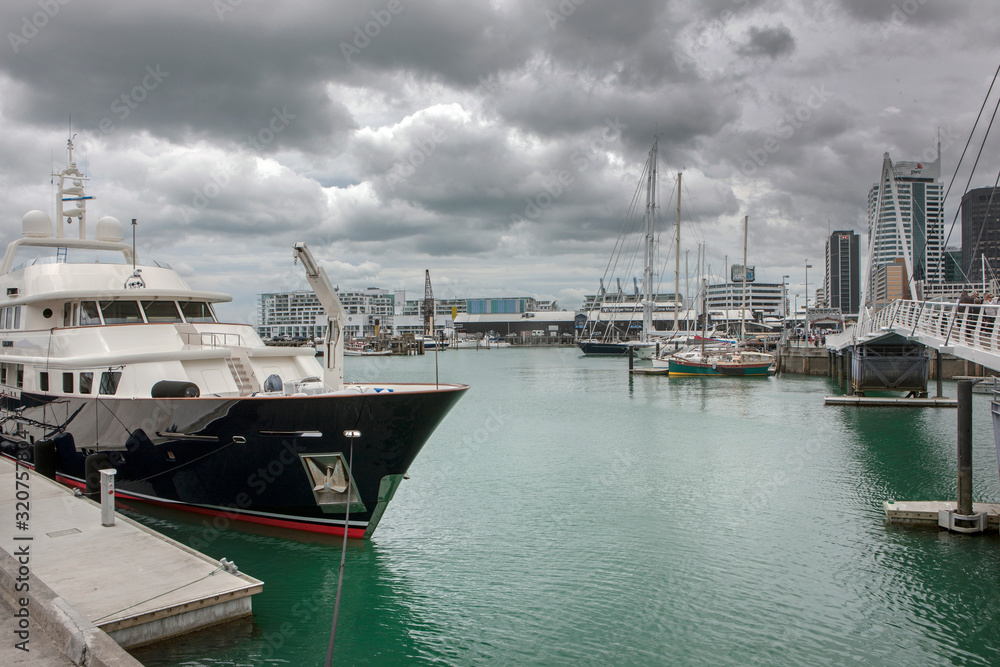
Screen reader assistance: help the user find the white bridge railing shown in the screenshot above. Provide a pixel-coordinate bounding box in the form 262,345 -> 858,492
826,300 -> 1000,373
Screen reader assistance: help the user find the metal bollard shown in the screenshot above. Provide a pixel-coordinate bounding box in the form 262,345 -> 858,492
100,468 -> 117,527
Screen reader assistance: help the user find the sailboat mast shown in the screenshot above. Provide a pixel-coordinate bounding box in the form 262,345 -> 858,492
674,172 -> 681,335
700,277 -> 707,357
741,215 -> 748,342
643,138 -> 657,341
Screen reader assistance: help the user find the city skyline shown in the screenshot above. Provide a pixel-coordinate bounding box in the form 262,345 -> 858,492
1,2 -> 999,319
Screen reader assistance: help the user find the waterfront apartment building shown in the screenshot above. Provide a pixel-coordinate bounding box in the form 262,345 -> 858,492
866,148 -> 944,304
258,290 -> 557,339
258,288 -> 395,340
961,187 -> 1000,284
825,230 -> 860,315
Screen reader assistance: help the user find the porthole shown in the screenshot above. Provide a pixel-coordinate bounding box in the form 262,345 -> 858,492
42,308 -> 53,318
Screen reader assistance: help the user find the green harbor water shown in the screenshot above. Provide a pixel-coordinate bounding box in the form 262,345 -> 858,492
129,347 -> 1000,666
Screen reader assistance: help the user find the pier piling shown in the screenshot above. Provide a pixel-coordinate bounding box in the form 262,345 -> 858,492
936,352 -> 944,398
957,380 -> 973,516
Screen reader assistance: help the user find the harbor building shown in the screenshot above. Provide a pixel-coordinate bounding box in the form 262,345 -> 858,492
455,296 -> 572,338
865,146 -> 944,304
825,230 -> 860,315
580,291 -> 685,335
705,282 -> 784,319
961,187 -> 1000,284
454,310 -> 578,337
394,296 -> 466,337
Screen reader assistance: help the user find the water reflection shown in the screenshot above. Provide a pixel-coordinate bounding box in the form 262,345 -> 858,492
118,505 -> 430,665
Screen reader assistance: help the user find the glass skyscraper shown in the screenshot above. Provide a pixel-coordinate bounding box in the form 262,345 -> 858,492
865,148 -> 944,305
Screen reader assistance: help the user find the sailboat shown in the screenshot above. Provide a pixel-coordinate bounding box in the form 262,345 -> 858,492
578,138 -> 660,358
667,215 -> 775,376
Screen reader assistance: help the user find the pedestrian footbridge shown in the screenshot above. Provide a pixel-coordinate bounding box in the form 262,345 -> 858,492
827,300 -> 1000,375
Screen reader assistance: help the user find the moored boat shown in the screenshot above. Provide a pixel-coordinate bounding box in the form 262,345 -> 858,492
344,340 -> 392,356
0,140 -> 467,539
579,137 -> 663,358
577,339 -> 655,358
667,348 -> 774,376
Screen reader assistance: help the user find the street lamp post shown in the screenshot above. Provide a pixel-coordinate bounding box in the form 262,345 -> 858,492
794,294 -> 800,340
804,260 -> 813,340
782,275 -> 790,342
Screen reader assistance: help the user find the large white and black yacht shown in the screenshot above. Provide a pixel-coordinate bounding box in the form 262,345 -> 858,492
0,140 -> 467,538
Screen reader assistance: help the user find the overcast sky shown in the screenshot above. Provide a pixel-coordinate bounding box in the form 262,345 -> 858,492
2,0 -> 999,322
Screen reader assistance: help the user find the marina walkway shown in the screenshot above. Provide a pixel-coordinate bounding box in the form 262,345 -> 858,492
0,457 -> 263,663
826,299 -> 1000,373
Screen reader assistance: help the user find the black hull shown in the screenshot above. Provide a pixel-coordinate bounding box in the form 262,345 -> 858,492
0,384 -> 467,538
577,341 -> 630,356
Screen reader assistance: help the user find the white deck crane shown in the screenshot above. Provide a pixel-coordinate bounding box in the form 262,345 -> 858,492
293,242 -> 346,390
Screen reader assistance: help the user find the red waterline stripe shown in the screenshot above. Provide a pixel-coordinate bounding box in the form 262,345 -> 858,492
54,473 -> 366,538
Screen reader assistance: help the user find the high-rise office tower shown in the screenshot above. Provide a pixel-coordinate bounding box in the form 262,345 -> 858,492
864,146 -> 944,305
961,187 -> 1000,284
826,230 -> 860,314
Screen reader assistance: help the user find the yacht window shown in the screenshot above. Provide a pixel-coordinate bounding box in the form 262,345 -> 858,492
80,301 -> 101,326
1,308 -> 8,329
99,371 -> 121,395
16,364 -> 23,389
0,364 -> 6,384
63,303 -> 71,327
14,306 -> 21,329
141,300 -> 182,323
100,301 -> 143,325
39,372 -> 48,392
80,372 -> 93,395
63,372 -> 73,393
181,301 -> 216,323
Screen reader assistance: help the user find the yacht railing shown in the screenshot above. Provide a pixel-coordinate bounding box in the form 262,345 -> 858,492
181,332 -> 244,348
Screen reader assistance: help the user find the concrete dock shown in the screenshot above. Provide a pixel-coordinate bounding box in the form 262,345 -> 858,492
824,395 -> 958,407
884,500 -> 1000,530
629,367 -> 669,375
0,457 -> 263,663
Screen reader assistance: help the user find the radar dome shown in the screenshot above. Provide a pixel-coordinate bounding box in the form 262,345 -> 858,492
96,216 -> 123,242
22,210 -> 52,238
